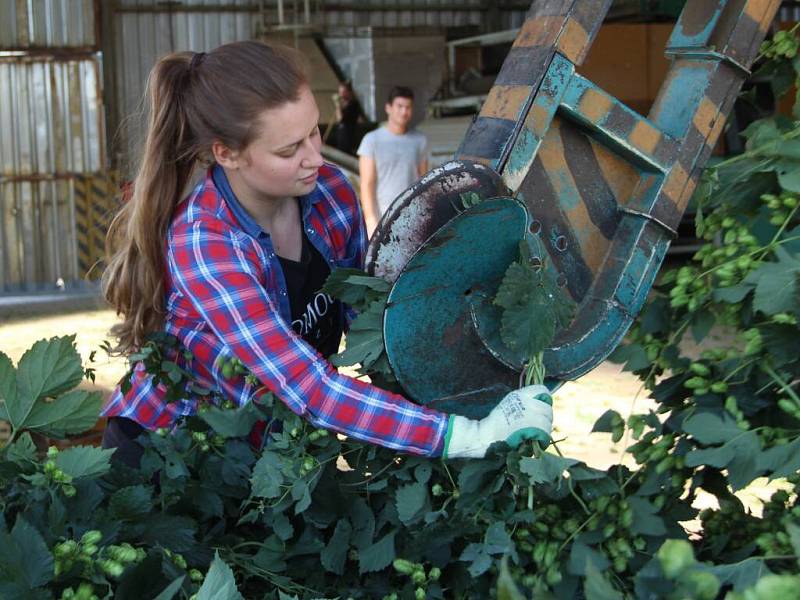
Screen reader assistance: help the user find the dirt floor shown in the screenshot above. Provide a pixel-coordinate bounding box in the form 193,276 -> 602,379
0,307 -> 780,516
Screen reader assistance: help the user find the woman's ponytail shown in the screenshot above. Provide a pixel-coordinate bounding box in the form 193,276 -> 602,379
103,53 -> 198,353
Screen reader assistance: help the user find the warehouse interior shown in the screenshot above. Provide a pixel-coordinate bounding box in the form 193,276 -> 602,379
0,0 -> 794,304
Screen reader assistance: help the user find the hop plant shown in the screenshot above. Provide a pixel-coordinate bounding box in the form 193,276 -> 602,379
760,28 -> 800,59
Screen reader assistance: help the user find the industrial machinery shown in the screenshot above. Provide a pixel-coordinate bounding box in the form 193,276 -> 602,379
366,0 -> 782,419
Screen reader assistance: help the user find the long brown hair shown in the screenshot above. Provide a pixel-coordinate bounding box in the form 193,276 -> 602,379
103,41 -> 307,353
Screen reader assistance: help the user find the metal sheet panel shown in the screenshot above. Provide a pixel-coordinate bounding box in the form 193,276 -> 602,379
316,0 -> 521,31
0,178 -> 77,292
0,0 -> 96,49
0,173 -> 115,293
112,3 -> 258,168
0,55 -> 105,292
0,58 -> 104,176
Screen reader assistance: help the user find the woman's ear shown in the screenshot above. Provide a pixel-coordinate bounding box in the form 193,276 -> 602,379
212,140 -> 239,169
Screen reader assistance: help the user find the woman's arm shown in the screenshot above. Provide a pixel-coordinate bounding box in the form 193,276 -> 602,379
168,219 -> 448,456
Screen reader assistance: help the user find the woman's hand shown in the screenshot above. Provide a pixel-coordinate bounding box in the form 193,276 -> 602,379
443,385 -> 553,459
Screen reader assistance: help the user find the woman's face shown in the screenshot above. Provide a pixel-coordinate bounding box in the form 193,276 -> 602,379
226,84 -> 324,203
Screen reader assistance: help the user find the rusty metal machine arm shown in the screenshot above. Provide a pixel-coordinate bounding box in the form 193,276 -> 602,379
365,0 -> 781,418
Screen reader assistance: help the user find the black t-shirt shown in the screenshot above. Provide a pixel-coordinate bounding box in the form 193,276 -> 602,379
277,230 -> 343,358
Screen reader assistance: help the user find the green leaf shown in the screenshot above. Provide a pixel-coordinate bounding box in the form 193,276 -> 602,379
251,452 -> 284,499
607,343 -> 650,372
290,479 -> 311,514
460,543 -> 493,577
289,528 -> 326,559
320,519 -> 352,575
252,535 -> 287,573
774,139 -> 800,159
348,498 -> 375,550
568,540 -> 610,576
744,253 -> 800,316
109,485 -> 154,520
23,389 -> 101,438
743,118 -> 782,150
414,462 -> 432,484
152,576 -> 186,600
14,516 -> 54,587
712,283 -> 754,304
484,522 -> 513,555
627,497 -> 666,536
690,309 -> 716,343
139,514 -> 197,552
329,329 -> 383,369
4,432 -> 37,465
200,402 -> 262,437
755,60 -> 796,100
494,243 -> 575,361
323,268 -> 390,306
0,516 -> 54,589
17,335 -> 83,403
396,482 -> 427,524
584,561 -> 623,600
704,559 -> 771,592
162,445 -> 189,480
196,551 -> 244,600
55,446 -> 114,480
683,412 -> 742,444
495,264 -> 553,358
786,522 -> 800,568
271,513 -> 294,541
0,351 -> 17,421
591,410 -> 622,433
785,224 -> 800,254
0,336 -> 83,430
329,301 -> 385,370
519,453 -> 577,485
457,455 -> 505,495
758,438 -> 800,478
0,583 -> 50,600
685,431 -> 761,490
777,159 -> 800,192
358,530 -> 396,574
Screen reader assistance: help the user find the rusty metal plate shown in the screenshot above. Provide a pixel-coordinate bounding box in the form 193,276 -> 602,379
365,159 -> 508,283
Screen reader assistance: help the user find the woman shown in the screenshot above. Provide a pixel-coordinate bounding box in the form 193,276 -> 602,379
101,41 -> 553,467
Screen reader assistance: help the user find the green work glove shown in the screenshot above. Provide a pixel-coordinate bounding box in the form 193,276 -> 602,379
443,385 -> 553,459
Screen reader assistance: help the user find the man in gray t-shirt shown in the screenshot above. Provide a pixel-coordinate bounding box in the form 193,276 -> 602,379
358,86 -> 429,236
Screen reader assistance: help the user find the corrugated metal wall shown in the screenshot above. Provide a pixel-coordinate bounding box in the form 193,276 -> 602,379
107,0 -> 260,170
317,0 -> 525,31
0,0 -> 110,293
0,0 -> 96,49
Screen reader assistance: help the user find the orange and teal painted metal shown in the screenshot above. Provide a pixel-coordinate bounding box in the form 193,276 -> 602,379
369,0 -> 781,418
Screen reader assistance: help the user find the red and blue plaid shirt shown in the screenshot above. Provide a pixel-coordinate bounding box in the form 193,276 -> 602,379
102,164 -> 448,456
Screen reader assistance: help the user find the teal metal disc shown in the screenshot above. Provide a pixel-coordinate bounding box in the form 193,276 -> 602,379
383,197 -> 528,419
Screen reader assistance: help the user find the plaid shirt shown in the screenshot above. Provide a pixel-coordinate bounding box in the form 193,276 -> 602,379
102,164 -> 448,456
